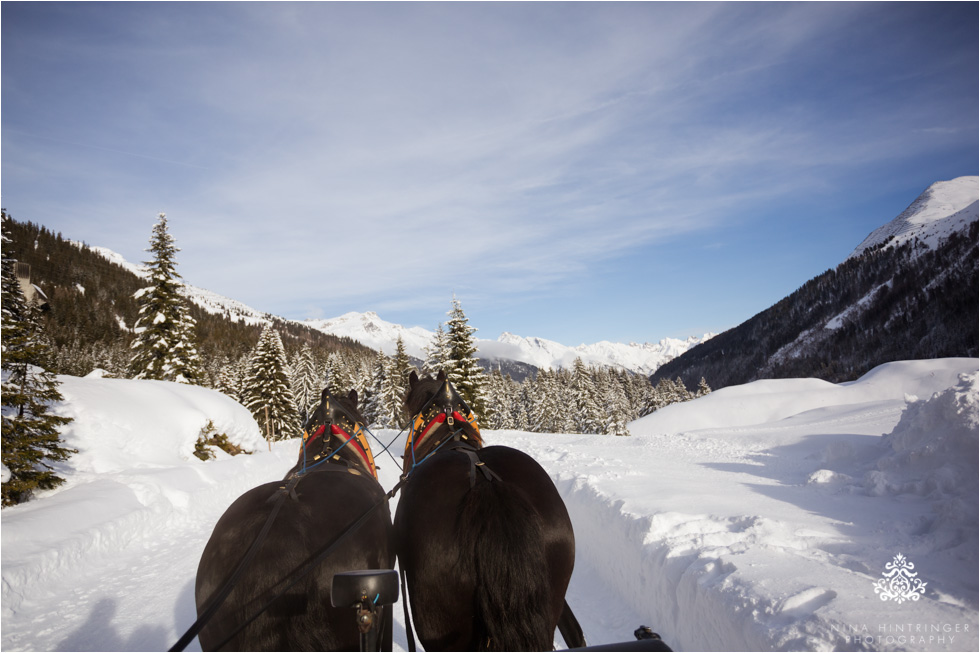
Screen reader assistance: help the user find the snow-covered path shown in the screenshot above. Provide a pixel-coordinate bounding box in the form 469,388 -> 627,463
2,359 -> 978,651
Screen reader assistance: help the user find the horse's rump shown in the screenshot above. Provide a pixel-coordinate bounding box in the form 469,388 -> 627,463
397,445 -> 574,651
195,471 -> 393,651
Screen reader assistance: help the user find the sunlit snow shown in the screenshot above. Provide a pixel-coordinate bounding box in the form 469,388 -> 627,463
2,359 -> 977,651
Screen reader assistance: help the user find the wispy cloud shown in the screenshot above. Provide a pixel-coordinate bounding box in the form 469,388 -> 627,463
3,2 -> 976,340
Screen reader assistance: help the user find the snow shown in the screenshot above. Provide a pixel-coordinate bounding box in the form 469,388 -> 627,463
304,311 -> 713,375
2,359 -> 977,652
849,176 -> 979,260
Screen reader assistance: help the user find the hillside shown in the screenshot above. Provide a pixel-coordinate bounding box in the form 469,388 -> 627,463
2,214 -> 374,382
653,178 -> 979,390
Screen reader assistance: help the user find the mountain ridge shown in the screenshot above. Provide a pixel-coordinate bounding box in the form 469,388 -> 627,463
302,310 -> 714,375
652,176 -> 979,390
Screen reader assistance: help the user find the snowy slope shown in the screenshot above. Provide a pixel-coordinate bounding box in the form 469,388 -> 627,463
849,176 -> 979,259
2,358 -> 977,652
303,311 -> 713,375
88,246 -> 273,326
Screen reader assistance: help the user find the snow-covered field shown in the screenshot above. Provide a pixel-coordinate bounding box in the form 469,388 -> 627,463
2,359 -> 977,651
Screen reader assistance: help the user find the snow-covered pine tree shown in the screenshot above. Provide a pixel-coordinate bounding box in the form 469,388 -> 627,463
596,367 -> 632,436
501,372 -> 525,430
128,213 -> 203,384
364,350 -> 402,429
444,297 -> 489,417
1,215 -> 75,506
422,323 -> 451,376
696,377 -> 712,398
289,343 -> 320,423
571,358 -> 604,434
241,325 -> 302,441
216,354 -> 245,402
513,379 -> 532,431
528,368 -> 571,433
391,337 -> 413,427
486,370 -> 510,429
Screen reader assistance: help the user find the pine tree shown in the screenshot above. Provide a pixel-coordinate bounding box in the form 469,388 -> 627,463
2,214 -> 75,506
597,368 -> 632,436
443,297 -> 489,416
364,350 -> 403,428
128,213 -> 203,383
422,323 -> 451,376
529,369 -> 572,433
570,359 -> 605,434
216,354 -> 245,402
241,325 -> 301,441
696,377 -> 712,398
391,337 -> 413,427
486,370 -> 510,429
289,343 -> 320,423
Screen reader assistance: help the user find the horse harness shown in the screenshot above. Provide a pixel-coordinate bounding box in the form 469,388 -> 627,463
298,396 -> 378,480
404,379 -> 501,487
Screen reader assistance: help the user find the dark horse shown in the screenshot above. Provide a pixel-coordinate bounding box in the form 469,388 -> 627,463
194,389 -> 395,651
394,371 -> 587,651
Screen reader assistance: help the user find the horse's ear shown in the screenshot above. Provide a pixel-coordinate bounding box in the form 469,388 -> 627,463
409,371 -> 419,388
348,389 -> 358,405
437,369 -> 447,382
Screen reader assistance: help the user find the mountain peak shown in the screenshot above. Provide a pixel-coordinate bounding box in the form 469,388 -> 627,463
849,176 -> 978,260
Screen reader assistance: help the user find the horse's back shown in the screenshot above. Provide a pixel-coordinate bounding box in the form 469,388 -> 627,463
396,444 -> 575,651
196,471 -> 394,651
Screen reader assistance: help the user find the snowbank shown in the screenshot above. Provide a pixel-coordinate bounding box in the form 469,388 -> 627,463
52,375 -> 266,473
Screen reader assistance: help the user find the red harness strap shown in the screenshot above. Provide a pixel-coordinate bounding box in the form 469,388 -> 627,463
413,411 -> 475,452
331,424 -> 375,474
303,423 -> 376,477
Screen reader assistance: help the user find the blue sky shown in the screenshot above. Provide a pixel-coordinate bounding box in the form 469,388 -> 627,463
3,2 -> 977,346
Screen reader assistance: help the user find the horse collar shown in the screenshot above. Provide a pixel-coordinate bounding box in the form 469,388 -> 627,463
302,420 -> 377,479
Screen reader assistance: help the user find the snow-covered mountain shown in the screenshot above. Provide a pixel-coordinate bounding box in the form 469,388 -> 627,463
477,331 -> 712,376
654,176 -> 979,390
848,175 -> 979,259
303,311 -> 436,359
87,246 -> 701,375
302,311 -> 712,375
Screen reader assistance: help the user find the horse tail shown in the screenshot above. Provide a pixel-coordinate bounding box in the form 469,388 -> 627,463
456,477 -> 554,652
558,599 -> 587,648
